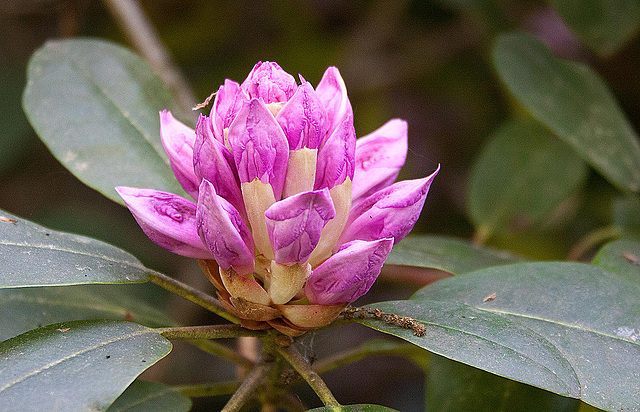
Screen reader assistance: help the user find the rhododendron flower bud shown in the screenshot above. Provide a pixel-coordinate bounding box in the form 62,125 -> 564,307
117,62 -> 438,335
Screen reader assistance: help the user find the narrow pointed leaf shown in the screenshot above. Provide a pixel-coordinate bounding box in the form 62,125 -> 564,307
0,210 -> 151,288
360,262 -> 640,410
549,0 -> 640,57
426,355 -> 579,412
0,284 -> 176,341
107,381 -> 191,412
308,406 -> 399,412
591,239 -> 640,282
493,33 -> 640,193
467,118 -> 587,234
0,320 -> 171,411
385,235 -> 525,275
22,39 -> 187,205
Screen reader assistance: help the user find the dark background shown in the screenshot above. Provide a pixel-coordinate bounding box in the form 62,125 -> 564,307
1,1 -> 639,410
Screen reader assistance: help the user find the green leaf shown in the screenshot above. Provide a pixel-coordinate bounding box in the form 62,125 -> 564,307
426,354 -> 579,412
0,284 -> 176,341
0,209 -> 151,288
0,320 -> 171,411
612,196 -> 640,239
467,118 -> 587,235
107,381 -> 191,412
549,0 -> 640,57
22,38 -> 187,205
493,33 -> 640,193
359,262 -> 640,410
591,239 -> 640,282
308,405 -> 399,412
386,235 -> 525,275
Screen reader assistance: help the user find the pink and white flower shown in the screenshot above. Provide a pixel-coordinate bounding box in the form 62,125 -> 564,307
116,62 -> 438,335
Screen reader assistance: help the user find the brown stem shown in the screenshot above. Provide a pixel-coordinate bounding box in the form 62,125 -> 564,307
158,324 -> 265,340
276,345 -> 340,407
149,272 -> 240,323
222,362 -> 274,412
188,339 -> 254,369
102,0 -> 197,115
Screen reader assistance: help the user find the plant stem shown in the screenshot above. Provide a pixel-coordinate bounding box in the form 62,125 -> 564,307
102,0 -> 197,115
276,345 -> 341,407
567,225 -> 622,261
188,339 -> 254,369
222,362 -> 274,412
158,325 -> 265,340
149,272 -> 240,323
176,381 -> 240,398
314,340 -> 424,375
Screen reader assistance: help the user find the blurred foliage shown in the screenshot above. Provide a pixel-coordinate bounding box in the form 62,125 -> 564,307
2,0 -> 640,410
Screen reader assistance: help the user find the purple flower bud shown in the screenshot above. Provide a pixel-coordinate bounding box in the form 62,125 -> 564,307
338,166 -> 439,247
314,112 -> 356,190
196,180 -> 255,275
228,99 -> 290,199
305,238 -> 393,305
115,186 -> 210,259
265,189 -> 336,264
211,79 -> 247,142
194,114 -> 246,220
275,81 -> 328,150
316,67 -> 352,137
351,119 -> 408,206
159,110 -> 199,199
241,61 -> 298,104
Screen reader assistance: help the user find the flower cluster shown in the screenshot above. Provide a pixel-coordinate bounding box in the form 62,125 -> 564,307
117,62 -> 438,335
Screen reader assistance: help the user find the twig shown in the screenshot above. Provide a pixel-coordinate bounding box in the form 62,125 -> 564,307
222,362 -> 274,412
102,0 -> 196,115
567,225 -> 622,261
188,339 -> 254,369
149,272 -> 240,323
177,381 -> 241,398
157,324 -> 265,340
276,345 -> 340,407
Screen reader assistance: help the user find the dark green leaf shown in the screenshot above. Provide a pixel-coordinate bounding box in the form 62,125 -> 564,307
107,381 -> 191,412
493,33 -> 640,193
359,262 -> 639,410
612,196 -> 640,239
549,0 -> 640,57
22,38 -> 188,205
591,239 -> 640,282
308,405 -> 398,412
386,235 -> 525,274
0,209 -> 151,288
0,320 -> 171,411
426,354 -> 579,411
467,118 -> 587,235
0,283 -> 176,341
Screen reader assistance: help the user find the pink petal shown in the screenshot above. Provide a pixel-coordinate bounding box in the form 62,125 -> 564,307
275,81 -> 328,150
211,79 -> 248,142
314,112 -> 356,190
265,189 -> 336,265
159,110 -> 199,199
196,180 -> 255,275
305,238 -> 393,304
240,61 -> 298,104
338,166 -> 439,247
315,66 -> 353,137
115,186 -> 210,259
351,119 -> 408,206
228,99 -> 289,199
194,114 -> 246,219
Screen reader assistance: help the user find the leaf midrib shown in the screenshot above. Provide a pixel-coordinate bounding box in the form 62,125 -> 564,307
63,51 -> 170,169
0,240 -> 146,270
0,327 -> 159,393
